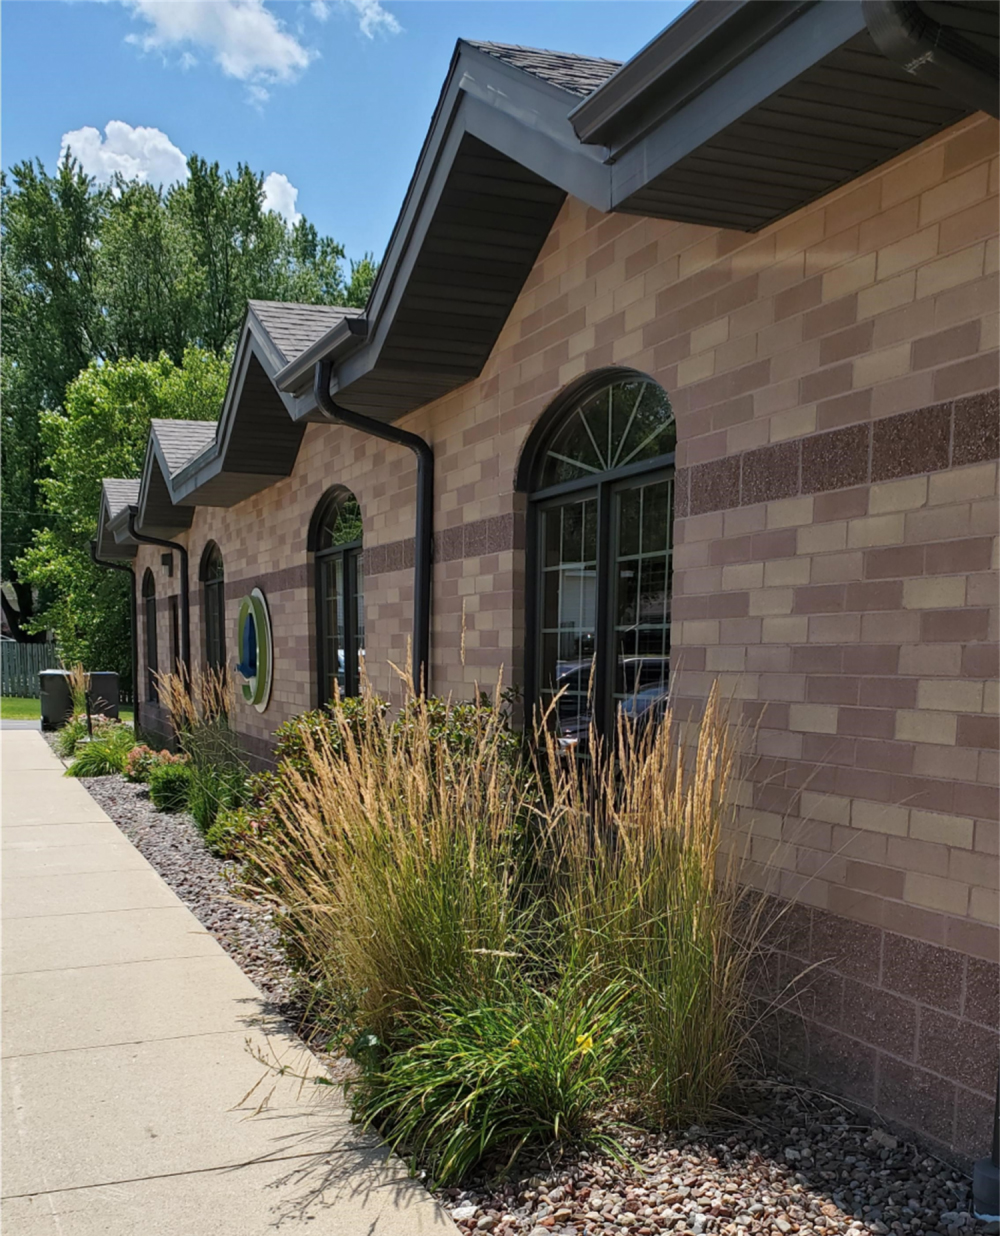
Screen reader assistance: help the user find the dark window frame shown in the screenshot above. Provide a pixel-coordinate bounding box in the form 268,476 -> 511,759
141,568 -> 158,702
200,542 -> 226,671
519,368 -> 676,746
309,488 -> 365,705
168,595 -> 180,674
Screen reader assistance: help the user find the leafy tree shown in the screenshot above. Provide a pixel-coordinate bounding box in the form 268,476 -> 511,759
1,159 -> 107,639
17,350 -> 230,683
2,151 -> 375,641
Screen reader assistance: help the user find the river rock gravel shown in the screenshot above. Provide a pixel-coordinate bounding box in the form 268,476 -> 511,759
434,1083 -> 988,1236
68,756 -> 987,1236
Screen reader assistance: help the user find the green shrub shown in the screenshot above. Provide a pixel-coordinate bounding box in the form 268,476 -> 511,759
149,761 -> 191,812
351,973 -> 632,1187
272,697 -> 387,777
66,723 -> 136,777
54,714 -> 91,758
204,805 -> 262,859
124,744 -> 186,783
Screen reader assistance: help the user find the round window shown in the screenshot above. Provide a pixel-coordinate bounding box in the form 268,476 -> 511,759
235,588 -> 272,711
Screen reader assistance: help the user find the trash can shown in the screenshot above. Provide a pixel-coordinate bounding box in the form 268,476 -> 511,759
88,672 -> 120,721
39,670 -> 121,730
39,670 -> 73,731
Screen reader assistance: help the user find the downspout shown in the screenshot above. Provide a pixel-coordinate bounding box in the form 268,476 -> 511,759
313,360 -> 433,694
89,540 -> 137,709
127,507 -> 190,673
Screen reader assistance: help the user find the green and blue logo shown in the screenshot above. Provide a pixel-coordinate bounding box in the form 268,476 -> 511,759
235,588 -> 273,711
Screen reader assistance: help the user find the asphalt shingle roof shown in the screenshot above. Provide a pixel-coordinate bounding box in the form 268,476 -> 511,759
248,300 -> 362,366
151,420 -> 219,476
466,41 -> 622,96
102,479 -> 140,520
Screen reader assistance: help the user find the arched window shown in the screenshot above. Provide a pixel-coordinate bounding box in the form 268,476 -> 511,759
310,488 -> 364,703
519,370 -> 676,752
200,543 -> 226,671
141,569 -> 159,701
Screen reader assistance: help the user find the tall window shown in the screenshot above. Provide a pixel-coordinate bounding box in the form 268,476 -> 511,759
311,488 -> 364,703
169,597 -> 180,674
201,543 -> 226,670
142,569 -> 159,701
523,372 -> 676,752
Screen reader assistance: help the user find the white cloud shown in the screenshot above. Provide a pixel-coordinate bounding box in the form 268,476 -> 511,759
59,121 -> 188,187
310,0 -> 331,20
261,172 -> 302,225
122,0 -> 312,84
343,0 -> 400,38
58,122 -> 303,226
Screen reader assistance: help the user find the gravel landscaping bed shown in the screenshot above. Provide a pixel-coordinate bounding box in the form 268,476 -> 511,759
439,1084 -> 985,1236
67,753 -> 986,1236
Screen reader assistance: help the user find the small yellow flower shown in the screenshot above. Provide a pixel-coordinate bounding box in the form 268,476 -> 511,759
575,1032 -> 594,1054
510,1037 -> 521,1047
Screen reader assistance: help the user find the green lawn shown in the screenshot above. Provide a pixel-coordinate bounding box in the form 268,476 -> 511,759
1,697 -> 133,723
1,696 -> 41,720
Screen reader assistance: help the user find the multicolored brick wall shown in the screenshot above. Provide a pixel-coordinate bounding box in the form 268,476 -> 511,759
134,111 -> 999,1155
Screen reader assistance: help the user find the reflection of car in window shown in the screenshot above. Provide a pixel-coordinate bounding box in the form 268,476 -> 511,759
555,655 -> 669,753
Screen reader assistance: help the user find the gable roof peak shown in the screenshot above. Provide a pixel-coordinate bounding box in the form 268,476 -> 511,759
247,300 -> 364,366
463,39 -> 622,96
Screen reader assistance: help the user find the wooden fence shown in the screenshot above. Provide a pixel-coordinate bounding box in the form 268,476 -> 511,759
1,641 -> 59,697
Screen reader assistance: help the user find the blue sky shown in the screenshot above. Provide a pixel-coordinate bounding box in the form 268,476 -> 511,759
2,1 -> 689,266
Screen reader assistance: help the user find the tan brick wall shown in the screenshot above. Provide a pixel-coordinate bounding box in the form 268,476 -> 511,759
137,112 -> 998,955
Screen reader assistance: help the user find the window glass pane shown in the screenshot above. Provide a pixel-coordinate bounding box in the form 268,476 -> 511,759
204,580 -> 226,670
538,497 -> 597,744
314,486 -> 364,700
540,380 -> 675,488
203,547 -> 224,583
612,476 -> 673,733
145,595 -> 158,700
169,597 -> 179,672
351,551 -> 365,690
317,494 -> 362,551
318,555 -> 346,703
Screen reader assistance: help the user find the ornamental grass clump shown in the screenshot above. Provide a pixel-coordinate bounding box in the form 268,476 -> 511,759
65,720 -> 136,777
542,683 -> 759,1123
156,665 -> 251,834
242,679 -> 534,1030
241,676 -> 764,1183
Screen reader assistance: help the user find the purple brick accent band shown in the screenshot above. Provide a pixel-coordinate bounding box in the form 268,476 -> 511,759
676,390 -> 999,520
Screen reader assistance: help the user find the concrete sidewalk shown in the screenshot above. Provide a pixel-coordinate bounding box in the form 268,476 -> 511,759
1,729 -> 454,1235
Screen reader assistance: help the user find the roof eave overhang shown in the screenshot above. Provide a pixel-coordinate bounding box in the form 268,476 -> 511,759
606,0 -> 868,207
95,489 -> 138,561
568,0 -> 812,148
274,315 -> 369,399
170,315 -> 305,504
274,40 -> 613,415
135,437 -> 195,539
862,0 -> 999,117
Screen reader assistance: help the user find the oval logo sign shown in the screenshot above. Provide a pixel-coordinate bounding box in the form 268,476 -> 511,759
235,587 -> 272,712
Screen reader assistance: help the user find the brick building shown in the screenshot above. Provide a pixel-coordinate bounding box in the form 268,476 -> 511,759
95,3 -> 999,1158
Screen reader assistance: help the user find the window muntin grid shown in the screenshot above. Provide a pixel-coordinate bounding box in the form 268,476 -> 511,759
531,376 -> 675,750
314,490 -> 364,702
